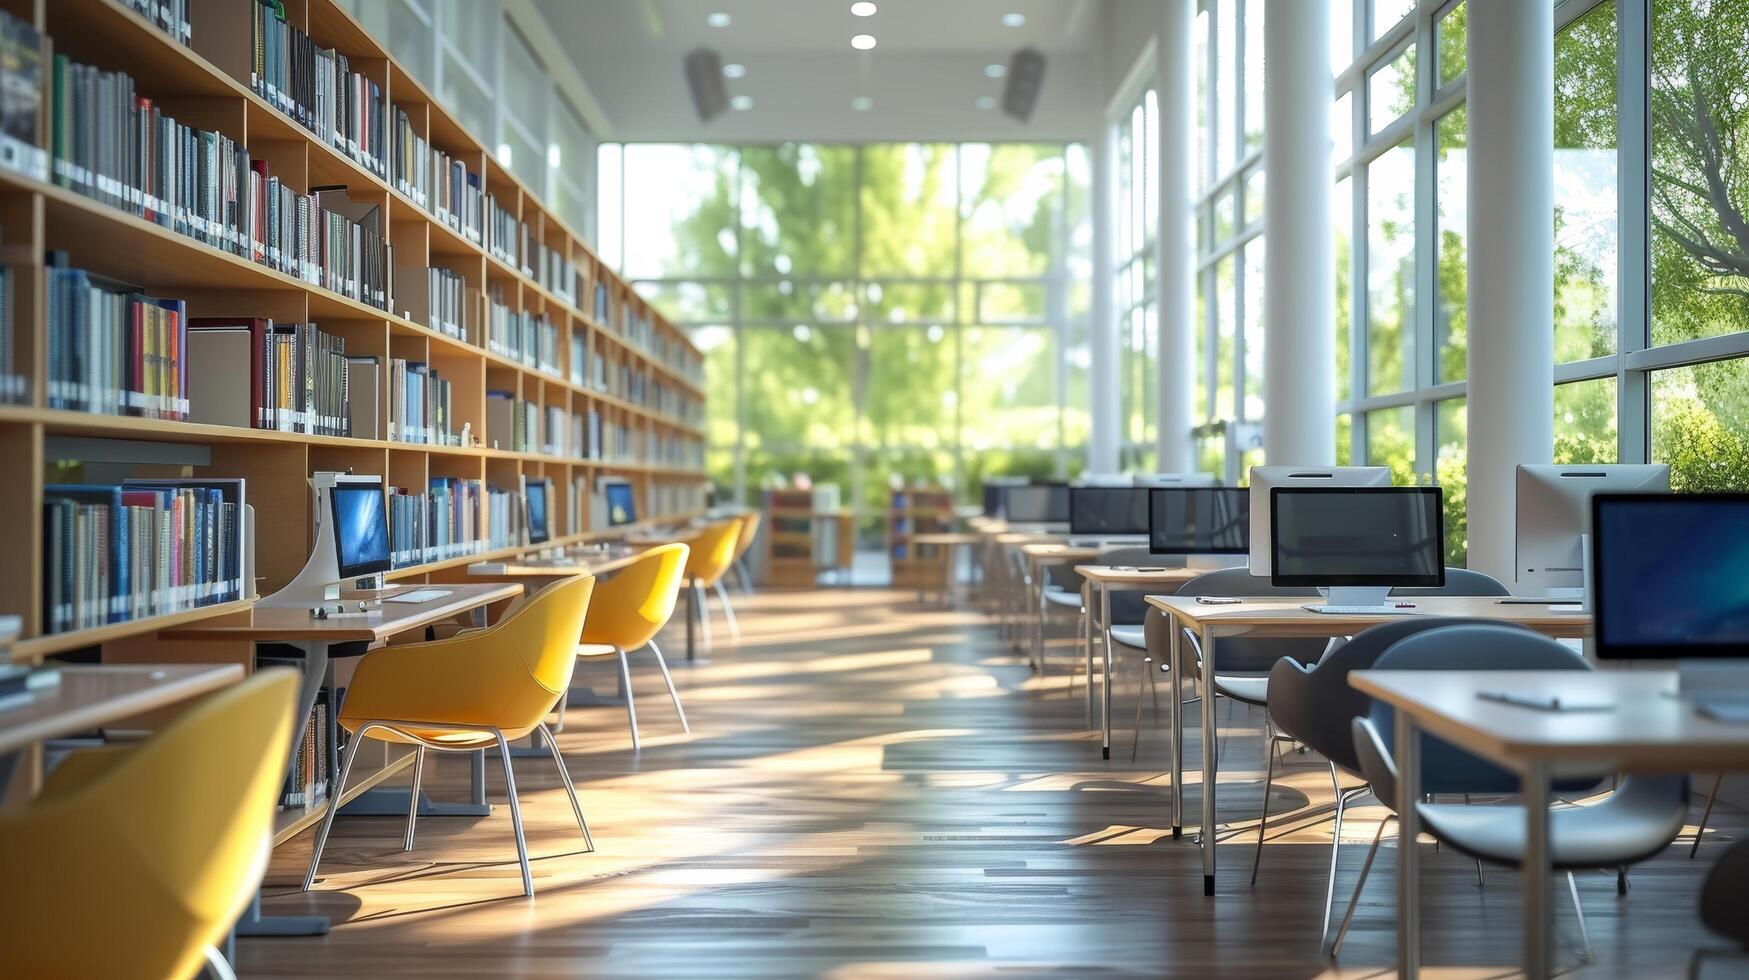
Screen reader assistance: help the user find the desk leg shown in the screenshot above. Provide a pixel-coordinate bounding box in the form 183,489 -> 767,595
1081,581 -> 1094,724
1100,585 -> 1112,761
1200,627 -> 1218,895
1395,708 -> 1421,978
1522,760 -> 1553,980
1034,571 -> 1047,674
1168,622 -> 1182,839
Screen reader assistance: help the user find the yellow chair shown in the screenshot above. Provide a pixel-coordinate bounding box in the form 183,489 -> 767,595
729,510 -> 763,593
305,574 -> 596,898
564,542 -> 691,750
0,668 -> 298,980
683,518 -> 744,650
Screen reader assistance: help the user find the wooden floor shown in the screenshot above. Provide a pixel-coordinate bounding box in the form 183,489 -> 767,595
243,588 -> 1744,978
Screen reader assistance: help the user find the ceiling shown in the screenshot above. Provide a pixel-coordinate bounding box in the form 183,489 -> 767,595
626,0 -> 1098,53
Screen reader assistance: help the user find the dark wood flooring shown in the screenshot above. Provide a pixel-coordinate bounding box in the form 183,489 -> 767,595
241,587 -> 1745,978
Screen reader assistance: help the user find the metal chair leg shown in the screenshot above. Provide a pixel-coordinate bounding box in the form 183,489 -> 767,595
202,944 -> 238,980
493,730 -> 533,897
713,579 -> 740,640
1130,656 -> 1150,762
1251,731 -> 1278,886
539,723 -> 593,852
303,722 -> 378,891
1321,764 -> 1348,940
1329,814 -> 1392,955
1568,870 -> 1594,962
403,746 -> 426,852
647,639 -> 689,732
694,582 -> 713,654
1692,772 -> 1723,858
617,649 -> 641,750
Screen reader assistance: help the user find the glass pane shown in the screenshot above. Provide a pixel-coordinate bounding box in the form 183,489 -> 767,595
860,144 -> 959,278
744,447 -> 854,501
500,123 -> 543,191
1365,405 -> 1416,486
977,281 -> 1049,323
622,145 -> 738,279
1436,1 -> 1467,86
1368,42 -> 1417,135
1199,431 -> 1226,482
1332,91 -> 1354,164
960,144 -> 1066,279
740,326 -> 855,449
438,53 -> 492,142
865,281 -> 953,324
357,0 -> 433,84
1243,0 -> 1265,153
500,24 -> 546,133
597,144 -> 622,269
1243,166 -> 1266,226
550,100 -> 592,187
742,281 -> 857,324
1335,176 -> 1353,402
1554,377 -> 1619,464
1214,187 -> 1237,242
1195,264 -> 1211,418
1196,8 -> 1210,190
633,281 -> 732,323
1242,239 -> 1266,420
1330,0 -> 1353,76
1436,106 -> 1468,382
863,327 -> 956,450
439,0 -> 495,72
689,325 -> 738,457
739,144 -> 857,279
1373,0 -> 1414,40
1336,413 -> 1353,466
1367,140 -> 1416,395
1650,359 -> 1749,491
1436,398 -> 1467,567
1650,0 -> 1749,347
962,327 -> 1062,453
1215,255 -> 1237,420
1216,0 -> 1237,175
1554,1 -> 1620,361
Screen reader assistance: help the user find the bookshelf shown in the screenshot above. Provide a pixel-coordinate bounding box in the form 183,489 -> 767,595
0,0 -> 710,663
887,487 -> 954,590
761,489 -> 816,588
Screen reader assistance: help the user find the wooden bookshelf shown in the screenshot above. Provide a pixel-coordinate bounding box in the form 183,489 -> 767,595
887,488 -> 955,590
762,490 -> 817,588
1,0 -> 710,662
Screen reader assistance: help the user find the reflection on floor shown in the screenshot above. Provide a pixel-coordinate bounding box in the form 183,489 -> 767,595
243,587 -> 1741,978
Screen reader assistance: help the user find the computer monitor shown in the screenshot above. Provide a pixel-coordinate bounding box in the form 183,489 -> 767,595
1075,472 -> 1134,488
1247,465 -> 1391,576
1149,488 -> 1250,566
1593,493 -> 1749,705
1132,472 -> 1219,488
980,476 -> 1027,517
604,479 -> 637,527
525,477 -> 552,545
1515,464 -> 1670,595
1005,483 -> 1070,525
1069,486 -> 1149,537
1271,486 -> 1444,611
330,479 -> 391,581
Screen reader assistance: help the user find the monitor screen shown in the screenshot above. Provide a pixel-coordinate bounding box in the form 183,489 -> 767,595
526,479 -> 550,544
1270,486 -> 1444,587
1005,483 -> 1070,524
605,481 -> 637,527
982,482 -> 1003,517
331,481 -> 391,578
1149,488 -> 1251,554
1069,487 -> 1149,536
1593,494 -> 1749,659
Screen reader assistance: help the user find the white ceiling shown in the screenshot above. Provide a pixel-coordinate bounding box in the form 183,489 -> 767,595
627,0 -> 1098,53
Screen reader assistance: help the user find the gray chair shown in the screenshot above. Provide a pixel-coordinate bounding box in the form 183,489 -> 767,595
1262,616 -> 1536,945
1694,839 -> 1749,978
1339,624 -> 1688,959
1391,566 -> 1511,598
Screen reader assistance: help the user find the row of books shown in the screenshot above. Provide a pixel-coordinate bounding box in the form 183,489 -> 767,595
485,391 -> 539,454
651,482 -> 709,520
123,0 -> 192,46
389,108 -> 486,246
0,265 -> 22,403
652,331 -> 706,385
388,478 -> 490,568
42,480 -> 245,635
183,317 -> 351,436
387,357 -> 457,446
249,0 -> 387,179
50,53 -> 393,311
651,431 -> 707,470
486,196 -> 518,268
280,689 -> 336,808
531,238 -> 577,307
44,263 -> 189,420
486,293 -> 561,376
650,378 -> 706,426
401,265 -> 476,344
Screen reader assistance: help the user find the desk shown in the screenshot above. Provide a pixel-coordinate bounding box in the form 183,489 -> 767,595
1351,669 -> 1749,980
987,531 -> 1065,651
1145,595 -> 1590,897
1075,566 -> 1205,760
468,550 -> 647,579
1020,545 -> 1098,676
910,532 -> 983,605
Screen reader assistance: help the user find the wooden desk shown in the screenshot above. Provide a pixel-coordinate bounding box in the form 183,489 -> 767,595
1145,595 -> 1592,897
1076,566 -> 1207,759
1350,669 -> 1749,980
910,532 -> 983,604
468,550 -> 647,579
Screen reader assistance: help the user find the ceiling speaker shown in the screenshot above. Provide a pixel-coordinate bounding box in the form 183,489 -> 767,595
1002,47 -> 1046,122
685,47 -> 727,123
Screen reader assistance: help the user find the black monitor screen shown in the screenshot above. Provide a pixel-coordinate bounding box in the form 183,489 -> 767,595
526,480 -> 550,544
1593,493 -> 1749,658
1149,488 -> 1251,554
982,482 -> 1003,517
1006,483 -> 1070,524
1270,487 -> 1444,587
331,482 -> 391,578
606,482 -> 637,527
1070,487 -> 1149,536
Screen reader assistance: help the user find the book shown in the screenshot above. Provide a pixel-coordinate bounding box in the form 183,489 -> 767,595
45,262 -> 189,420
0,9 -> 45,181
249,2 -> 385,179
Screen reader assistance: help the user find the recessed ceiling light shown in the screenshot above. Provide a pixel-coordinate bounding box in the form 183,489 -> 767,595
850,1 -> 877,15
723,63 -> 746,78
1002,12 -> 1025,27
985,63 -> 1007,78
852,96 -> 873,111
730,94 -> 753,110
851,33 -> 877,50
706,11 -> 731,27
976,95 -> 996,110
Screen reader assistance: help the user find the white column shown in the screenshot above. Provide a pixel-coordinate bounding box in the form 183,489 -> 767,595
1466,0 -> 1553,584
1262,0 -> 1335,466
1089,117 -> 1121,473
1156,1 -> 1197,474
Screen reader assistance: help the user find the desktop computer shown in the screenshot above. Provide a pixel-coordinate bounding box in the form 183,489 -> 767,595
1068,486 -> 1149,542
1270,486 -> 1445,613
1132,472 -> 1219,488
1005,483 -> 1070,526
1515,464 -> 1669,600
524,477 -> 553,546
980,476 -> 1028,518
260,472 -> 445,613
1148,487 -> 1250,569
605,479 -> 638,527
1592,492 -> 1749,715
1247,465 -> 1391,577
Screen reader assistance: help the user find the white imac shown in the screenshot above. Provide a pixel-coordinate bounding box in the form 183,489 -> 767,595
1132,472 -> 1220,488
1514,464 -> 1669,600
261,472 -> 393,609
1247,465 -> 1391,577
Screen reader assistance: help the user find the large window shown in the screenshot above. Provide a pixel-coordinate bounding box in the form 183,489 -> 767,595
1116,89 -> 1159,470
598,142 -> 1090,515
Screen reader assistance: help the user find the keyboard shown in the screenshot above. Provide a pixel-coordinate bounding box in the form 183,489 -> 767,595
1302,603 -> 1417,616
385,588 -> 452,604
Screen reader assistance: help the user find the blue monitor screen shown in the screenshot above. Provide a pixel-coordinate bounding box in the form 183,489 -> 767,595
331,483 -> 391,578
527,480 -> 550,544
606,482 -> 637,527
1593,494 -> 1749,658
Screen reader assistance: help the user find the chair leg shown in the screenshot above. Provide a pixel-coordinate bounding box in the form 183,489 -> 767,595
539,723 -> 594,852
735,555 -> 755,595
493,730 -> 533,897
1692,772 -> 1723,858
202,944 -> 238,980
647,639 -> 690,732
1321,764 -> 1347,940
713,579 -> 740,640
1568,870 -> 1594,962
403,745 -> 426,852
303,722 -> 377,891
617,649 -> 641,751
694,582 -> 713,654
1475,859 -> 1485,887
1329,814 -> 1392,955
1251,730 -> 1278,886
1130,655 -> 1150,762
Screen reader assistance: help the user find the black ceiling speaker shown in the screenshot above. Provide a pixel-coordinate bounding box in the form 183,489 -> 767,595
1002,47 -> 1046,122
685,47 -> 727,123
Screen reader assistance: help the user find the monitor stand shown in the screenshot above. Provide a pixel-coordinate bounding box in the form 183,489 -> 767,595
1186,554 -> 1244,571
1304,586 -> 1396,615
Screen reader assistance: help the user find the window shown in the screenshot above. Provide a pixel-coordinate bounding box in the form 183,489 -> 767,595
1116,87 -> 1157,468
